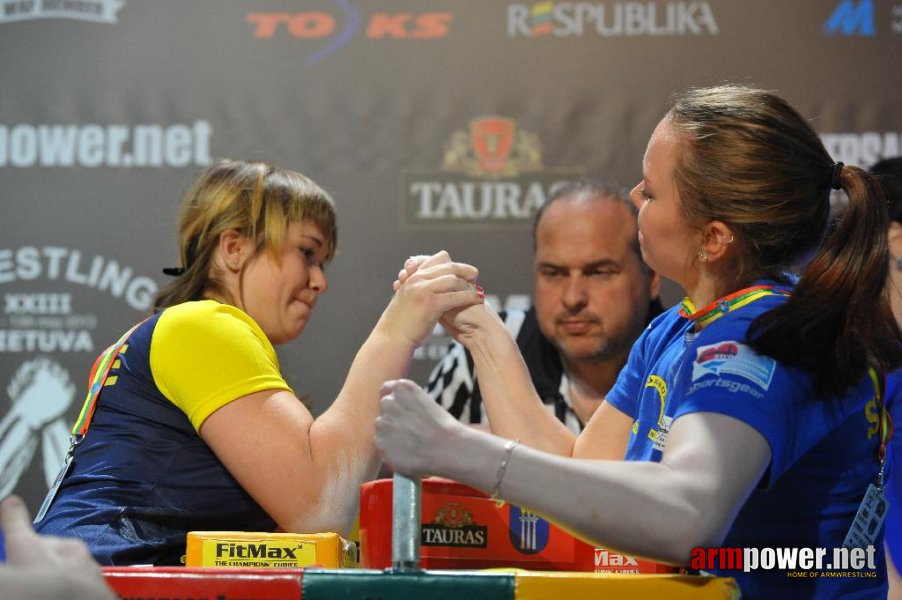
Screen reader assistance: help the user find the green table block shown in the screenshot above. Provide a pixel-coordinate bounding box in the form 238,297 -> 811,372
303,568 -> 515,600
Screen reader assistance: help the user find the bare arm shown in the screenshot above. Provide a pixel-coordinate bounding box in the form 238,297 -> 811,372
451,307 -> 579,454
201,253 -> 482,535
375,379 -> 771,564
573,399 -> 633,460
455,308 -> 634,459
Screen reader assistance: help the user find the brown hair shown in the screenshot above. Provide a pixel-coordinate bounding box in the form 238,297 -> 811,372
153,159 -> 337,311
667,85 -> 901,396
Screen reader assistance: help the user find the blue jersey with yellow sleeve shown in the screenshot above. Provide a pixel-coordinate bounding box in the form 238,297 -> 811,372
607,282 -> 887,599
35,300 -> 293,565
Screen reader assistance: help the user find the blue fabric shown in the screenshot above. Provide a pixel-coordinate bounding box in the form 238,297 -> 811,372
886,371 -> 902,576
607,281 -> 886,599
34,310 -> 276,565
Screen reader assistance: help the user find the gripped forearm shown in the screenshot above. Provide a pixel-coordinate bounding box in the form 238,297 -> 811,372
462,327 -> 576,455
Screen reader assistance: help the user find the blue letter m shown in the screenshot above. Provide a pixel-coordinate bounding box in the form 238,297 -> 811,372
824,0 -> 875,36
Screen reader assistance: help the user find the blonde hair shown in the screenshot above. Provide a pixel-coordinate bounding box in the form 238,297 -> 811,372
153,159 -> 337,311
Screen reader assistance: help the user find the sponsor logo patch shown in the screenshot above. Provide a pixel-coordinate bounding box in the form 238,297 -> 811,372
691,341 -> 775,391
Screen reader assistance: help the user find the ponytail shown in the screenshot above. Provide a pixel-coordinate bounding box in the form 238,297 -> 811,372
748,166 -> 902,396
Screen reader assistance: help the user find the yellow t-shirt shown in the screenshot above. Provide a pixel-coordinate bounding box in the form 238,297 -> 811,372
150,300 -> 293,431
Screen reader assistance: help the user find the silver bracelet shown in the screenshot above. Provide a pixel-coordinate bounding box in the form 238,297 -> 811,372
490,438 -> 520,501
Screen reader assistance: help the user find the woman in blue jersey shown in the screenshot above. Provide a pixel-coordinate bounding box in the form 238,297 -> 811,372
376,85 -> 902,599
33,159 -> 482,565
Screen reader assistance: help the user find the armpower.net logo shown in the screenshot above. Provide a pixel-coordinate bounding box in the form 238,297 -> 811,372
692,545 -> 880,579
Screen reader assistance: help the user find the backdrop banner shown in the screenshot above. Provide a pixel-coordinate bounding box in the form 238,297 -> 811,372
1,0 -> 900,510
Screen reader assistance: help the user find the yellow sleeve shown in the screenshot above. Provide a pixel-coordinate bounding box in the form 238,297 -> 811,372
150,300 -> 293,431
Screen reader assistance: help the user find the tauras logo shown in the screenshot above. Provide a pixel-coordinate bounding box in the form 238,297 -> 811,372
0,0 -> 125,23
403,117 -> 582,229
215,542 -> 301,560
421,525 -> 487,547
421,502 -> 488,548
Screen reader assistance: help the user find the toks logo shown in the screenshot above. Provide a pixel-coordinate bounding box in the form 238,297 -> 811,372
246,1 -> 452,65
421,502 -> 488,548
403,116 -> 583,229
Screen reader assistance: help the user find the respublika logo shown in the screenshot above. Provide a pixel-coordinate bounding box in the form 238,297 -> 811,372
246,0 -> 452,66
507,1 -> 719,37
0,0 -> 125,23
402,116 -> 582,229
824,0 -> 875,36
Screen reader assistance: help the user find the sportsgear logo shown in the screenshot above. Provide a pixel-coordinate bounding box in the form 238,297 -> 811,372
824,0 -> 875,36
0,0 -> 125,24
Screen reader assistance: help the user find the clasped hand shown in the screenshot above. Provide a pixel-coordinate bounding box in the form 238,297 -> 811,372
380,250 -> 483,348
393,252 -> 499,342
